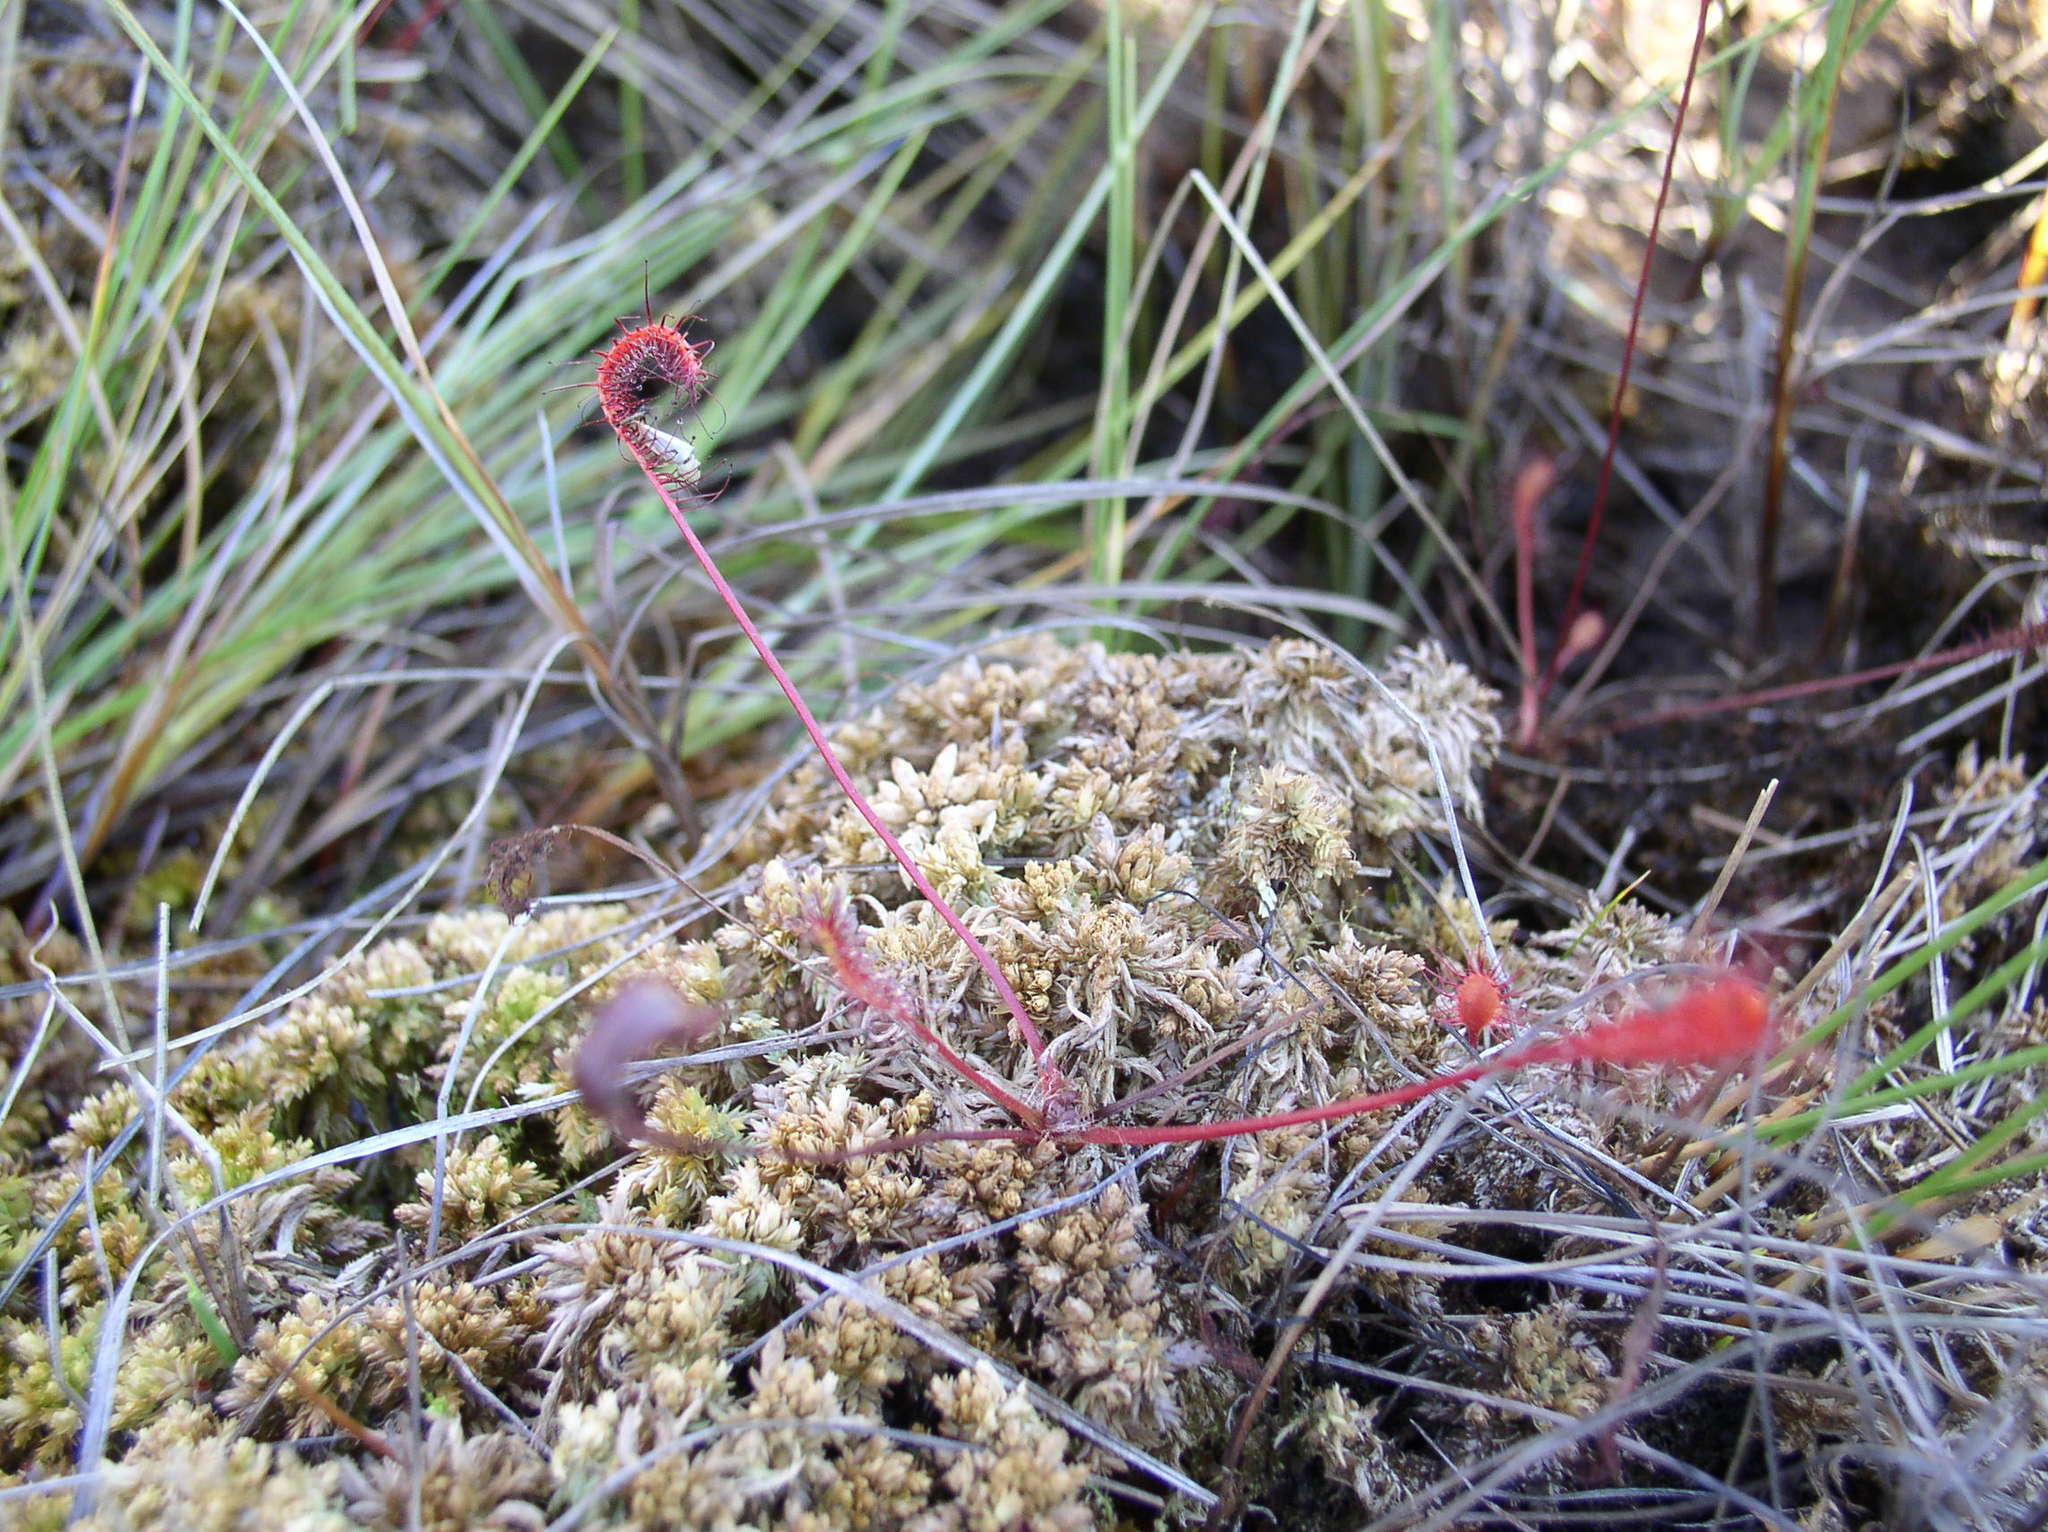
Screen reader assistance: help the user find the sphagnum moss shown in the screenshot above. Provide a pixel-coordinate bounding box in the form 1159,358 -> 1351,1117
24,632 -> 2036,1525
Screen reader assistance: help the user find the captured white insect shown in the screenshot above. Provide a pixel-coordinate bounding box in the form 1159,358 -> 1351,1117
639,423 -> 701,486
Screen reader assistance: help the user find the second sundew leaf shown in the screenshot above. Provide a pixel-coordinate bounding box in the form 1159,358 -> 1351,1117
1081,976 -> 1775,1147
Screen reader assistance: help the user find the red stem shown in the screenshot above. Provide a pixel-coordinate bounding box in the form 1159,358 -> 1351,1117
1511,456 -> 1555,747
1076,1049 -> 1563,1145
1539,0 -> 1711,709
1080,975 -> 1768,1145
1595,621 -> 2048,736
622,434 -> 1057,1117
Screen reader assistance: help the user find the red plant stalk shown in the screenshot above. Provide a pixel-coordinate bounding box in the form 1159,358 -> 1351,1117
1599,619 -> 2048,736
592,313 -> 1063,1130
1070,975 -> 1772,1146
1537,0 -> 1712,718
1510,454 -> 1559,747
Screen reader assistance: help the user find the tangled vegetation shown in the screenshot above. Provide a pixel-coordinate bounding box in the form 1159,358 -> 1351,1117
7,0 -> 2048,1526
6,634 -> 2046,1526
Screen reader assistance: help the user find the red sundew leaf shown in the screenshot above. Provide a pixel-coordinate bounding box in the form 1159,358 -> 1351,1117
572,978 -> 723,1149
1555,975 -> 1773,1070
594,318 -> 715,435
796,888 -> 1043,1127
1080,974 -> 1775,1147
1453,968 -> 1506,1048
799,888 -> 913,1022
